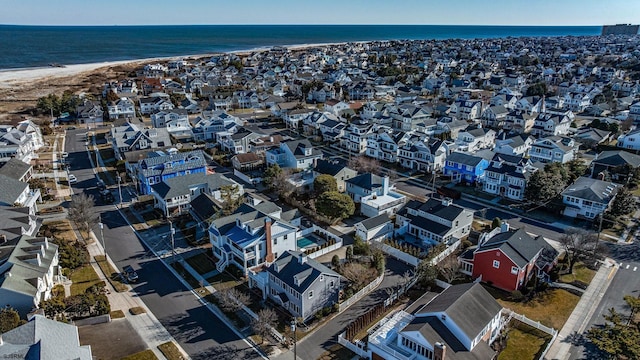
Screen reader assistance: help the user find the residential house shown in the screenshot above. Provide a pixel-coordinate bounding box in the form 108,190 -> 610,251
264,251 -> 341,321
0,236 -> 59,317
530,113 -> 572,137
217,128 -> 261,154
590,150 -> 640,183
0,158 -> 33,182
0,175 -> 40,215
0,121 -> 44,165
136,149 -> 207,194
324,99 -> 350,116
231,152 -> 264,173
493,132 -> 534,156
481,105 -> 509,128
107,97 -> 135,119
454,99 -> 483,121
209,202 -> 298,273
503,110 -> 536,134
369,283 -> 503,360
341,119 -> 374,155
562,176 -> 620,219
150,109 -> 192,140
398,137 -> 453,172
455,125 -> 496,152
629,101 -> 640,123
191,110 -> 242,142
139,95 -> 174,115
355,214 -> 393,242
459,225 -> 558,291
443,152 -> 490,183
575,127 -> 612,148
482,154 -> 536,201
528,136 -> 577,164
266,139 -> 323,170
312,159 -> 357,193
0,314 -> 92,360
249,135 -> 287,155
110,123 -> 172,160
616,129 -> 640,151
366,128 -> 409,163
282,108 -> 314,130
396,198 -> 473,246
0,206 -> 39,243
150,172 -> 241,216
75,99 -> 104,127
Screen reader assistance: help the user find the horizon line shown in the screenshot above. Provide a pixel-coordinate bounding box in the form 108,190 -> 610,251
0,23 -> 611,27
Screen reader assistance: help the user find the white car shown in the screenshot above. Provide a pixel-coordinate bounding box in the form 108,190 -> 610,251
68,174 -> 77,184
61,152 -> 69,158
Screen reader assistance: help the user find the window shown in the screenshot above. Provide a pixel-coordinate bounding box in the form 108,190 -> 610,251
493,260 -> 500,268
330,281 -> 334,288
511,266 -> 519,275
308,291 -> 314,299
319,275 -> 324,281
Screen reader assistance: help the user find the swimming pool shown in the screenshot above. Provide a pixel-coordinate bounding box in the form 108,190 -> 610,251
297,236 -> 318,249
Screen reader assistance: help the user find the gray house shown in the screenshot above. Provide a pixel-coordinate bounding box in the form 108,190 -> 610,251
266,251 -> 341,321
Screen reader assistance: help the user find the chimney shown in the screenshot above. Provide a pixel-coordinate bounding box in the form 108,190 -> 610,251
298,252 -> 307,265
382,176 -> 390,195
264,218 -> 274,263
441,198 -> 452,207
434,342 -> 447,360
500,221 -> 510,233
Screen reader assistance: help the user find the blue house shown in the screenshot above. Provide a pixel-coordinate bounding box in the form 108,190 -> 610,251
443,152 -> 489,184
137,149 -> 207,194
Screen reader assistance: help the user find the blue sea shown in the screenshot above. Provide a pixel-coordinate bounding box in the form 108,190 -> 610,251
0,25 -> 602,70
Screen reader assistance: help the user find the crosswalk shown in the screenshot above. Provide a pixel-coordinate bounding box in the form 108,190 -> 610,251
619,263 -> 638,271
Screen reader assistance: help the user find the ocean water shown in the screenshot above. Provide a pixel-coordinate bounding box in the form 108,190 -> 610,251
0,25 -> 601,70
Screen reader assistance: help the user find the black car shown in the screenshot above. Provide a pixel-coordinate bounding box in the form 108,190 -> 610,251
123,265 -> 138,283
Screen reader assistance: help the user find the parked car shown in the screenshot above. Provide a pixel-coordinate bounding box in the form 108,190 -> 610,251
67,174 -> 77,184
61,152 -> 69,158
99,189 -> 114,203
123,265 -> 138,283
96,179 -> 106,191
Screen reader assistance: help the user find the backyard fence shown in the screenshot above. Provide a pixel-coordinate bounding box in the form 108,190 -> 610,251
429,239 -> 461,266
502,308 -> 558,360
338,331 -> 370,358
339,274 -> 384,312
307,239 -> 343,259
372,241 -> 420,267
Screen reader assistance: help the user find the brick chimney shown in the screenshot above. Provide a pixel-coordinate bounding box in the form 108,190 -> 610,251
264,217 -> 274,263
434,342 -> 446,360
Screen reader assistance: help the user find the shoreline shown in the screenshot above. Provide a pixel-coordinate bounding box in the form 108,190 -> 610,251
0,40 -> 361,85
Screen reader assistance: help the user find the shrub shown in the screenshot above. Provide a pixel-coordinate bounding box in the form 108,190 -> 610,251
510,290 -> 524,301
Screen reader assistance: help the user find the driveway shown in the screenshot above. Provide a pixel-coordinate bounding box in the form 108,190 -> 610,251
296,257 -> 413,360
78,319 -> 147,360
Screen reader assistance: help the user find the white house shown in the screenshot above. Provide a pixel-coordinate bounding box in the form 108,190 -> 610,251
455,126 -> 496,152
266,139 -> 323,170
528,136 -> 577,164
530,113 -> 572,137
354,214 -> 393,242
562,176 -> 620,219
139,96 -> 174,115
107,97 -> 135,119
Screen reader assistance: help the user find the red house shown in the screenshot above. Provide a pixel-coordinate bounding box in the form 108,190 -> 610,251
459,226 -> 559,292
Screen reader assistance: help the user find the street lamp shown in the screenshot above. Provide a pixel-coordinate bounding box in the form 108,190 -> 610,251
169,220 -> 176,264
290,319 -> 297,360
117,175 -> 123,206
99,221 -> 105,255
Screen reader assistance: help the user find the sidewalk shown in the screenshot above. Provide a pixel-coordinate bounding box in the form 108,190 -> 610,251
84,230 -> 190,360
545,259 -> 618,360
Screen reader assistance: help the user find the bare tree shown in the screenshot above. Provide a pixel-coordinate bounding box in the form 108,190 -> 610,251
215,288 -> 249,313
559,228 -> 598,273
251,308 -> 277,344
341,262 -> 378,291
68,193 -> 99,234
438,256 -> 463,284
348,155 -> 381,175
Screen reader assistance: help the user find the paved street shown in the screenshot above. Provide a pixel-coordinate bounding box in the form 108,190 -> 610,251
566,241 -> 640,360
64,129 -> 264,360
294,257 -> 413,360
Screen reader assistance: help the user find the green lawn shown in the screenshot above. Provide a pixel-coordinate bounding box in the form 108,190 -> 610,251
498,325 -> 550,360
559,262 -> 596,285
207,271 -> 242,290
69,264 -> 102,295
495,289 -> 580,330
185,253 -> 217,275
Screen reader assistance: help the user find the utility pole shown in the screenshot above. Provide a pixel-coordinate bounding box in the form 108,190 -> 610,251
170,220 -> 176,264
117,175 -> 123,206
290,319 -> 297,360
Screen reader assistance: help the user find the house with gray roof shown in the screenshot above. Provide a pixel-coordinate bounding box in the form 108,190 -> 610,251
590,150 -> 640,183
528,136 -> 577,164
263,250 -> 341,321
369,283 -> 503,360
562,176 -> 621,219
0,175 -> 40,215
110,122 -> 172,160
0,314 -> 92,360
75,99 -> 104,128
150,109 -> 192,140
209,202 -> 298,273
0,158 -> 33,182
312,159 -> 357,193
355,213 -> 393,242
150,172 -> 241,217
266,139 -> 323,170
0,236 -> 59,317
396,198 -> 473,246
136,149 -> 207,195
460,225 -> 559,291
0,207 -> 38,243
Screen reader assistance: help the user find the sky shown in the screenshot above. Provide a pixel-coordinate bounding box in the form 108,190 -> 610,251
0,0 -> 638,26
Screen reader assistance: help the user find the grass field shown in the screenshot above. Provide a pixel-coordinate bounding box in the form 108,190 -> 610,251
498,324 -> 551,360
121,349 -> 158,360
559,262 -> 596,285
70,264 -> 102,295
185,253 -> 217,275
495,289 -> 580,330
157,342 -> 185,360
